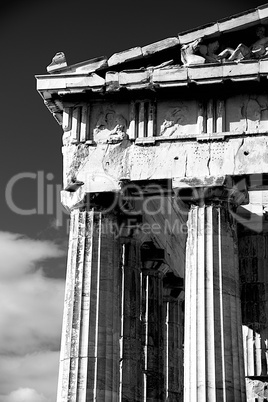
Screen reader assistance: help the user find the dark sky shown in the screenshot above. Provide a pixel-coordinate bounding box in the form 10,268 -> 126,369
0,1 -> 265,401
0,0 -> 263,239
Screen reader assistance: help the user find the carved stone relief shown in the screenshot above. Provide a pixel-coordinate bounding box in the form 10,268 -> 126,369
93,108 -> 128,143
158,101 -> 198,137
181,39 -> 220,65
160,105 -> 188,136
225,95 -> 268,133
181,39 -> 207,66
181,25 -> 268,66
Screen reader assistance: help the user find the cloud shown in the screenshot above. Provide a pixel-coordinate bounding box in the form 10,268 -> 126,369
0,231 -> 66,401
0,352 -> 59,401
0,387 -> 50,402
0,231 -> 65,279
0,231 -> 65,355
0,272 -> 64,355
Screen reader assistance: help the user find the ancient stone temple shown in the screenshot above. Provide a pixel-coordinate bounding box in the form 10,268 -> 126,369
36,4 -> 268,401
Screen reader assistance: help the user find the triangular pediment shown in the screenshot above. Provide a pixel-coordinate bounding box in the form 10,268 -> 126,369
36,3 -> 268,123
46,3 -> 268,75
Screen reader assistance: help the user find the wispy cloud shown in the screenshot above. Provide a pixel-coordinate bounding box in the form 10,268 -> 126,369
0,352 -> 59,401
0,387 -> 50,402
0,231 -> 66,401
0,231 -> 65,278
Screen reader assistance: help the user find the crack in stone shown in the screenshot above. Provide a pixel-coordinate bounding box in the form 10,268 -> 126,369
233,138 -> 245,172
184,152 -> 188,177
207,143 -> 211,176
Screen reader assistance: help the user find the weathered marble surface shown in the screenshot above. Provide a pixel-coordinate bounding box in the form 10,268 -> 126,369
61,135 -> 268,195
184,198 -> 246,401
37,6 -> 268,402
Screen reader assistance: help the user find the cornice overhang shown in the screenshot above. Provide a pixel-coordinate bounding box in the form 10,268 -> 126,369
35,3 -> 268,124
36,59 -> 268,125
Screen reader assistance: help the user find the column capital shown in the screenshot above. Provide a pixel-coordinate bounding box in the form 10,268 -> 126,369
61,189 -> 127,214
173,175 -> 248,208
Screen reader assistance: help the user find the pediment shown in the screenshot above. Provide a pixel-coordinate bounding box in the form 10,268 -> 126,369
46,3 -> 268,75
36,4 -> 268,123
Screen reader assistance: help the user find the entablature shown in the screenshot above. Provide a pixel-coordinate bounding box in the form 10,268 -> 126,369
37,59 -> 268,125
36,4 -> 268,202
46,83 -> 268,146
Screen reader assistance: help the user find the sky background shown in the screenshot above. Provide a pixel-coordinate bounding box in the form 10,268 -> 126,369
0,0 -> 265,401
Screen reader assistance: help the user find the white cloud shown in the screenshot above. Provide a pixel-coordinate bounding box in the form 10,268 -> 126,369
0,272 -> 64,354
0,231 -> 65,279
0,387 -> 50,402
0,231 -> 66,401
0,352 -> 59,401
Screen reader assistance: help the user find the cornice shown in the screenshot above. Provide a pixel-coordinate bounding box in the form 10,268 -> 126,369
36,3 -> 268,124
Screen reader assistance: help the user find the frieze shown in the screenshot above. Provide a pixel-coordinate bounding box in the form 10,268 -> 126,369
225,94 -> 268,133
93,108 -> 128,143
159,104 -> 189,137
157,101 -> 198,137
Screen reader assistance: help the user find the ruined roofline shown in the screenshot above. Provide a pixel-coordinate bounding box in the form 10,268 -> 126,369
42,3 -> 268,75
178,3 -> 268,44
35,3 -> 268,124
36,59 -> 268,93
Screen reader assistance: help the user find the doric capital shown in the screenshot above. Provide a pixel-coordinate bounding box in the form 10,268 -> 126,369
61,188 -> 87,212
61,189 -> 121,213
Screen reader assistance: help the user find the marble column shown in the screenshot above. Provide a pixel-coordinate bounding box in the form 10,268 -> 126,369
163,291 -> 184,401
141,268 -> 165,402
183,189 -> 246,402
119,239 -> 143,401
56,207 -> 121,402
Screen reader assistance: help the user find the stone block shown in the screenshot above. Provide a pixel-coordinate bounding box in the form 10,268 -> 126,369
142,37 -> 179,56
218,9 -> 259,33
108,47 -> 143,67
178,22 -> 219,45
118,69 -> 150,89
152,66 -> 187,86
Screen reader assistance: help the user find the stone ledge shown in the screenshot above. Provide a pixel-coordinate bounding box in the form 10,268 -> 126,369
36,73 -> 105,92
36,59 -> 268,98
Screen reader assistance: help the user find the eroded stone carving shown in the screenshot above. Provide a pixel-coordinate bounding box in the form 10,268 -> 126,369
47,52 -> 67,73
181,26 -> 268,65
241,97 -> 267,132
181,39 -> 222,65
198,41 -> 221,63
160,104 -> 189,136
218,25 -> 268,62
94,108 -> 128,143
181,39 -> 206,66
226,95 -> 268,133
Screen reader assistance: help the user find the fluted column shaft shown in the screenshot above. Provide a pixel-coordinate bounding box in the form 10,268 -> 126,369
184,201 -> 246,402
163,297 -> 184,401
120,239 -> 143,401
141,269 -> 165,402
56,208 -> 121,402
